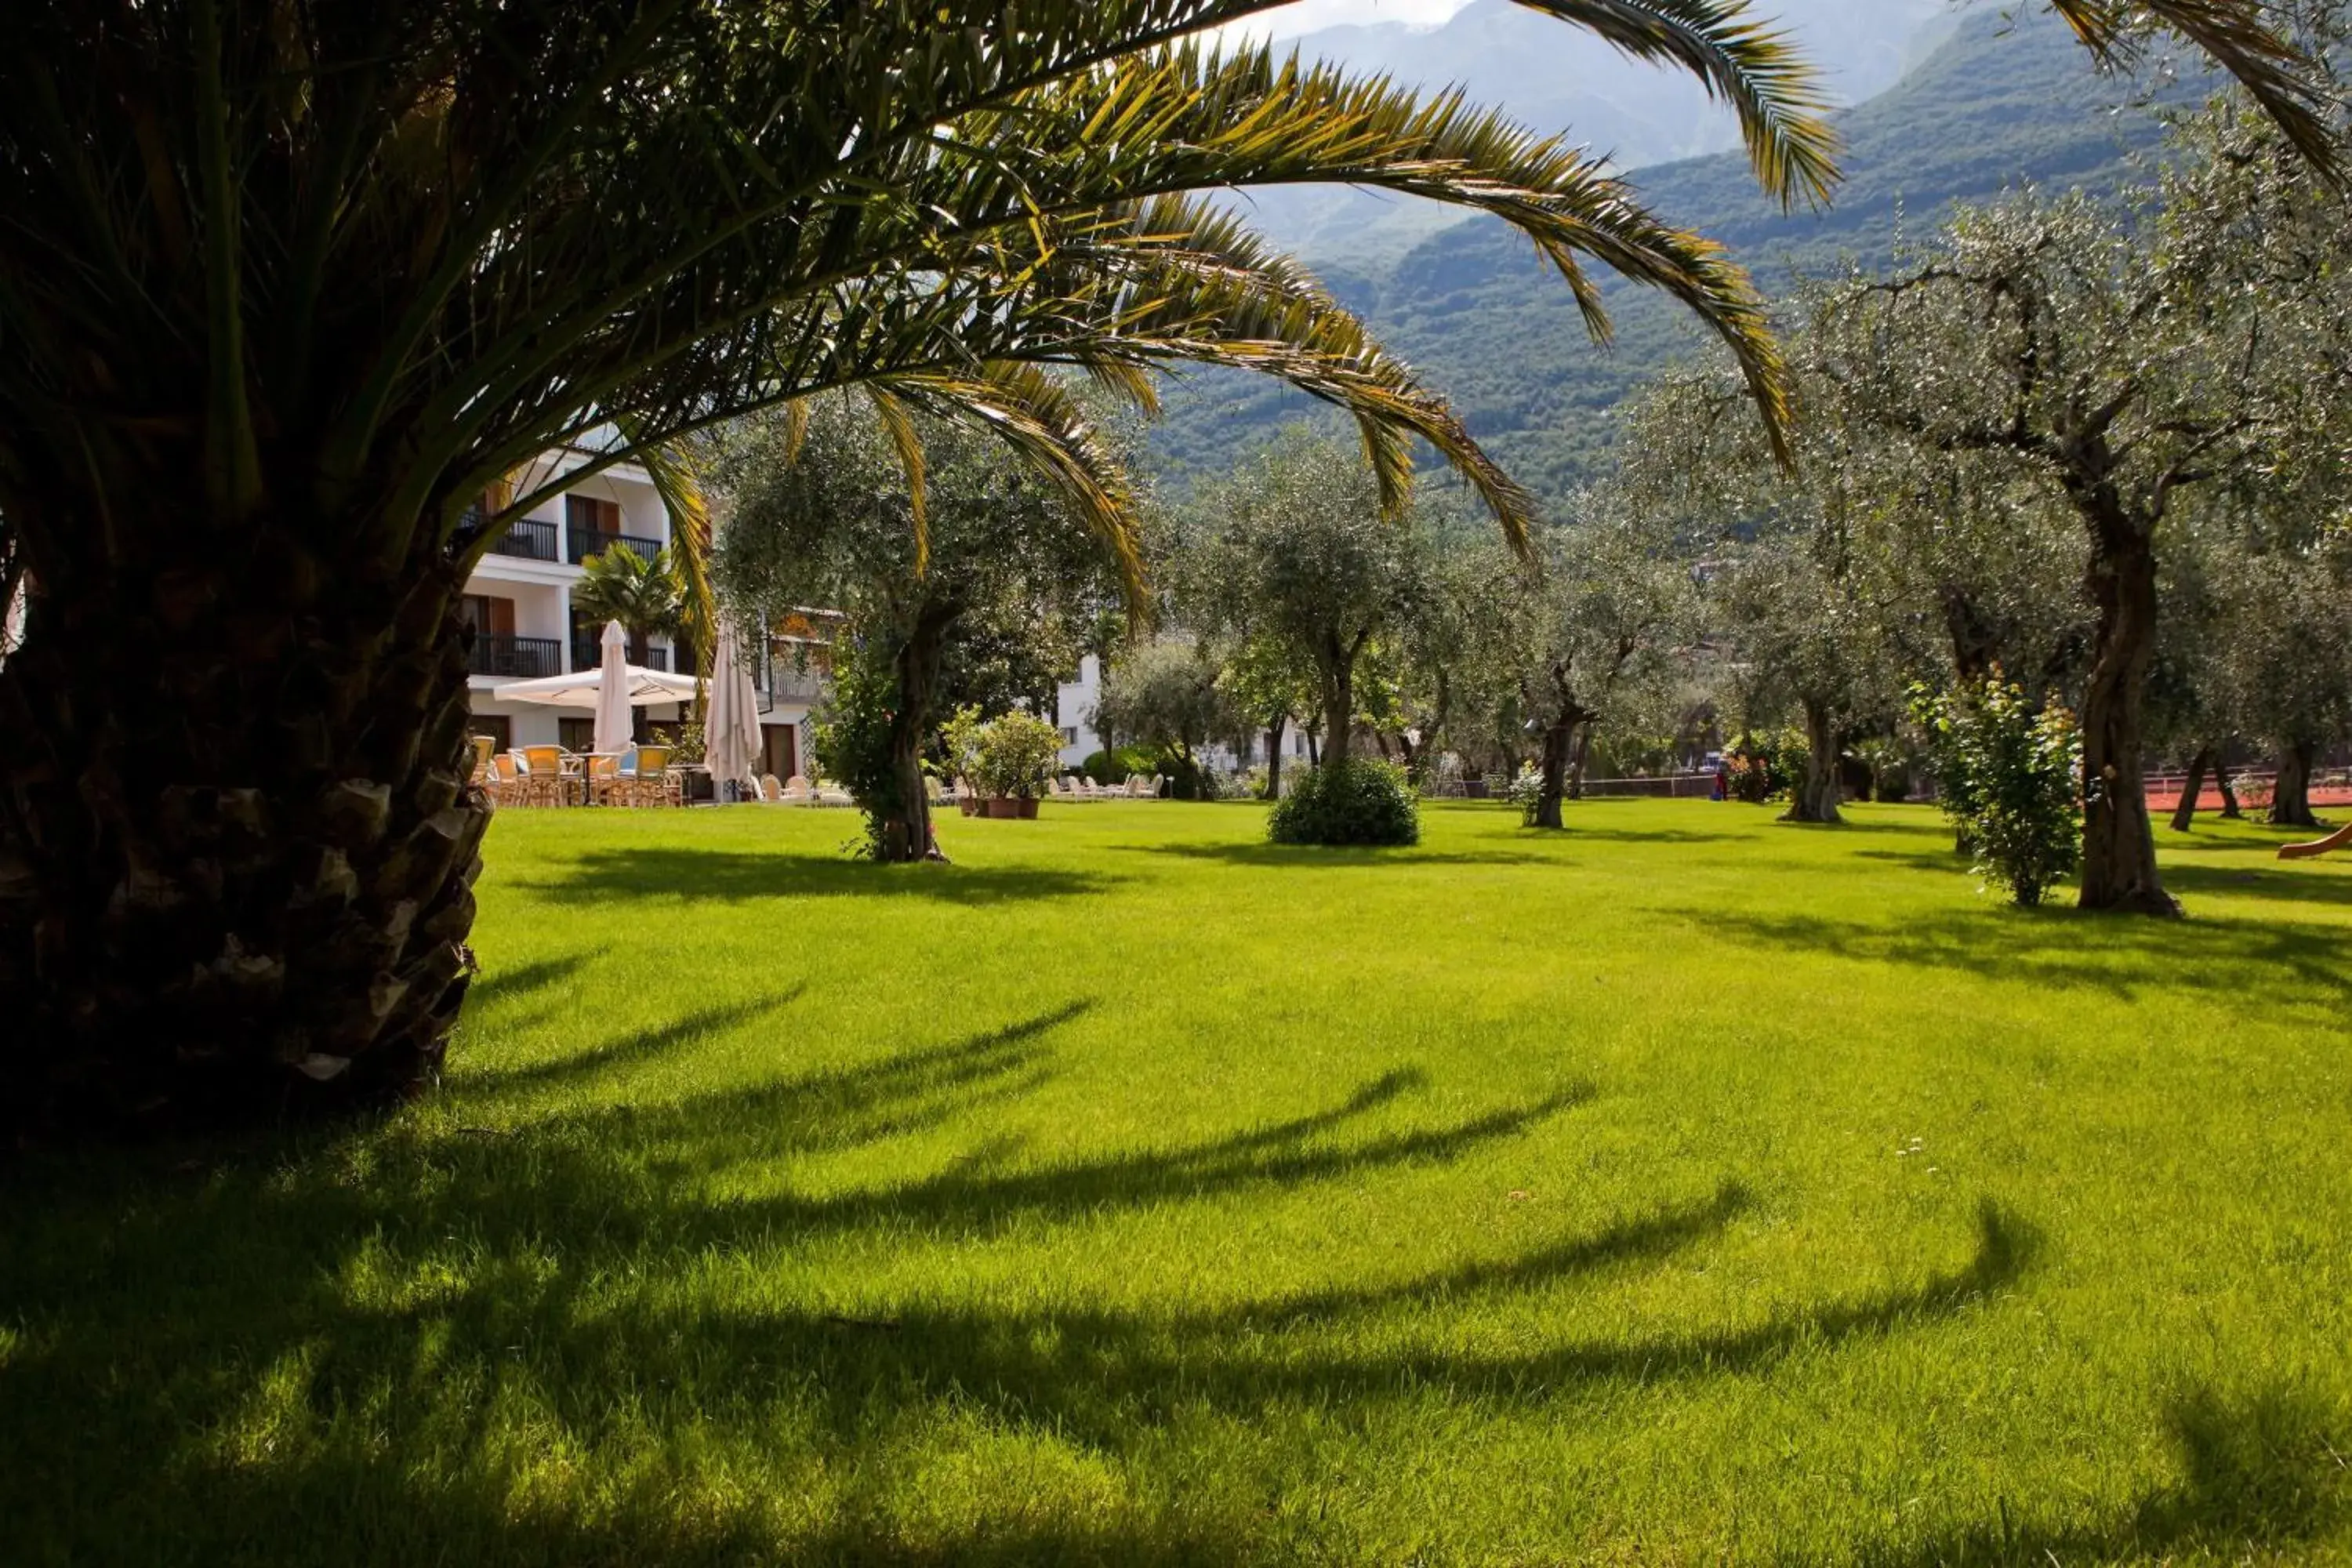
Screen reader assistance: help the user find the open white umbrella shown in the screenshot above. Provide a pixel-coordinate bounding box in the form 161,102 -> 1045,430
705,620 -> 764,800
592,620 -> 633,753
493,663 -> 701,708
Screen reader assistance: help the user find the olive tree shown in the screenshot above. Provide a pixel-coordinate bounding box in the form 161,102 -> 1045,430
1094,640 -> 1243,799
1185,428 -> 1432,768
1514,498 -> 1703,829
716,396 -> 1127,860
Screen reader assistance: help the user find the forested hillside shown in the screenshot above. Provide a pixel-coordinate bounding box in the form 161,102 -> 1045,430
1154,7 -> 2183,508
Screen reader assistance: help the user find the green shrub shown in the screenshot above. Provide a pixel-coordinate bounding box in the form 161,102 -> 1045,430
1914,674 -> 2082,907
1082,744 -> 1161,786
811,640 -> 909,858
974,710 -> 1063,800
1268,758 -> 1421,847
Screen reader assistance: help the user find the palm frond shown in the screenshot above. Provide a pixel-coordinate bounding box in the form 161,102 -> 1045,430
874,364 -> 1151,613
864,385 -> 932,579
2045,0 -> 2339,180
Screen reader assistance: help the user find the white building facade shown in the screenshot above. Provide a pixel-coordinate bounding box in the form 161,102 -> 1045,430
463,452 -> 824,777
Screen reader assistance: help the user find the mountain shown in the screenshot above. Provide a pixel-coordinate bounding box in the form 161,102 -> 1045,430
1225,0 -> 1955,268
1155,5 -> 2179,509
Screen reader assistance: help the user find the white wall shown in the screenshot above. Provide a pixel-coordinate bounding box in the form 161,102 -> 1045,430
1054,653 -> 1104,768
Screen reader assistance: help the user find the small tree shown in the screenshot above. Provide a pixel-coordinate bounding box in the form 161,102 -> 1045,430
1094,641 -> 1240,800
718,395 -> 1127,861
1215,634 -> 1320,798
1918,675 -> 2084,907
1511,496 -> 1699,830
1185,426 -> 1428,766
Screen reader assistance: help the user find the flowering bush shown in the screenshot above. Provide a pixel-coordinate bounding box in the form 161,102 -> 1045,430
1915,674 -> 2082,907
1507,763 -> 1545,826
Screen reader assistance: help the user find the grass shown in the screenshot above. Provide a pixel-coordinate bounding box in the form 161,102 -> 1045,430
5,798 -> 2350,1566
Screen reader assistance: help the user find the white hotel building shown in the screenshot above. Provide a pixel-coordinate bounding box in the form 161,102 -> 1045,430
463,450 -> 824,778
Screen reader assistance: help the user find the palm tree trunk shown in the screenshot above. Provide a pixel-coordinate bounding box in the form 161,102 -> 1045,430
0,540 -> 485,1132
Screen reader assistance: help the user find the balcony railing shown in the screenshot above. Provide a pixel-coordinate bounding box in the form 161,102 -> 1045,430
572,637 -> 670,672
485,517 -> 559,562
565,525 -> 665,565
468,633 -> 564,679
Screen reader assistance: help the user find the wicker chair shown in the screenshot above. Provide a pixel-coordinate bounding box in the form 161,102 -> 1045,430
628,746 -> 677,807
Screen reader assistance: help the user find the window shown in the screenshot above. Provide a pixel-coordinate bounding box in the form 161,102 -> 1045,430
461,594 -> 516,636
559,717 -> 595,752
1060,728 -> 1077,747
565,494 -> 622,535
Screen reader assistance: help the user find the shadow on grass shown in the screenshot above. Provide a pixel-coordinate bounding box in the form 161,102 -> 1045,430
2161,860 -> 2352,912
466,949 -> 598,1011
0,1007 -> 2223,1566
1123,841 -> 1542,868
1704,903 -> 2352,1007
457,983 -> 811,1094
517,848 -> 1122,905
1822,1383 -> 2350,1567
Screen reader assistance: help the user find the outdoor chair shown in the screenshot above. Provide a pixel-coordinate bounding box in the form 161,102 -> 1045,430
485,752 -> 525,808
468,735 -> 496,785
628,746 -> 676,807
815,779 -> 855,807
760,774 -> 784,803
584,752 -> 625,806
517,746 -> 565,807
782,775 -> 813,804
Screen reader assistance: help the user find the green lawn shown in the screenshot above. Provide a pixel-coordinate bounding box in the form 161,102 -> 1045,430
5,799 -> 2350,1566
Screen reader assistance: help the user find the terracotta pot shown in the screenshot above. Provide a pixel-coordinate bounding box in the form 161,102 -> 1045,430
985,797 -> 1018,819
1017,796 -> 1040,819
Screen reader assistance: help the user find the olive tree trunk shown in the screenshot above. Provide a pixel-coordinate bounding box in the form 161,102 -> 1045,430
2169,746 -> 2213,833
1,534 -> 485,1131
1782,697 -> 1843,825
1318,643 -> 1357,768
2216,755 -> 2244,818
2075,514 -> 2178,913
1262,722 -> 1287,799
874,605 -> 956,864
1531,713 -> 1575,829
2269,741 -> 2319,829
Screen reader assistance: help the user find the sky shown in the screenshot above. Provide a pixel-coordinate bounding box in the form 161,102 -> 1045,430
1215,0 -> 1475,45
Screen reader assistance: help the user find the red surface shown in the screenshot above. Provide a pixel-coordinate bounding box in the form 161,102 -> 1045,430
2143,782 -> 2352,811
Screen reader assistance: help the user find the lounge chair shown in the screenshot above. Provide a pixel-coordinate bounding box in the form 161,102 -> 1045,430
815,779 -> 855,807
759,774 -> 784,803
781,775 -> 812,804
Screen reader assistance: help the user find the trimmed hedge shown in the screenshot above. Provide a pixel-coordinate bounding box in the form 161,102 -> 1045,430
1268,759 -> 1421,847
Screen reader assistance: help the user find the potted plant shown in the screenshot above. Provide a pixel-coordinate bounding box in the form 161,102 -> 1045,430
939,705 -> 987,815
975,710 -> 1062,818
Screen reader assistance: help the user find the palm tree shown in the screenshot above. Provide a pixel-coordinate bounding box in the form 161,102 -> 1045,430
573,544 -> 686,667
0,2 -> 2325,1131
